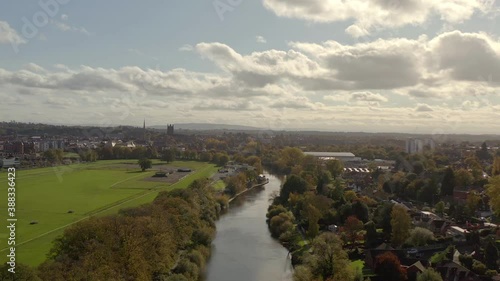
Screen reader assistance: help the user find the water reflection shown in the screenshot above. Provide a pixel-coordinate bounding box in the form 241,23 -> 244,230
204,173 -> 293,281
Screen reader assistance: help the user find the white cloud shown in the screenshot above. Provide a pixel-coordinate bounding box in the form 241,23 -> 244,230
0,21 -> 26,45
61,14 -> 69,21
50,19 -> 91,35
256,35 -> 267,43
2,30 -> 500,133
263,0 -> 495,37
179,44 -> 194,52
415,103 -> 434,112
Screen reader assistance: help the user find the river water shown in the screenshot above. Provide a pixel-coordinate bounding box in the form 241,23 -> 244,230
204,172 -> 293,281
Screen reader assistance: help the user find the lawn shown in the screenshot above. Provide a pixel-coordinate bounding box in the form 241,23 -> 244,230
0,159 -> 218,266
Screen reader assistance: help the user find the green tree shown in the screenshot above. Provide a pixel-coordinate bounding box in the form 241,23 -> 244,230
326,159 -> 344,179
391,205 -> 411,247
162,149 -> 175,163
417,268 -> 443,281
455,169 -> 473,188
484,239 -> 499,270
465,191 -> 481,216
434,201 -> 445,216
486,176 -> 500,217
280,175 -> 309,203
138,158 -> 152,172
305,204 -> 321,238
407,227 -> 434,247
440,167 -> 455,196
492,156 -> 500,176
300,233 -> 355,281
0,263 -> 42,281
365,221 -> 378,248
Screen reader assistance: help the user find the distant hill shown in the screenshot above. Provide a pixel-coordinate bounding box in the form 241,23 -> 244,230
152,123 -> 262,131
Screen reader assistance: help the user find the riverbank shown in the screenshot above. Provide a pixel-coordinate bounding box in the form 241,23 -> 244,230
228,178 -> 270,203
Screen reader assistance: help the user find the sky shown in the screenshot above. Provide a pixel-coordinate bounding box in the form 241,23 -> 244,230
0,0 -> 500,134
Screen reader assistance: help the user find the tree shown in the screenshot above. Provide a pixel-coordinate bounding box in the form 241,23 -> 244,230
0,263 -> 42,281
162,149 -> 175,163
374,252 -> 407,281
343,216 -> 363,244
417,268 -> 443,281
301,233 -> 355,281
486,176 -> 500,217
375,202 -> 394,238
352,201 -> 369,223
305,204 -> 321,238
407,227 -> 434,247
492,156 -> 500,176
434,201 -> 445,216
484,239 -> 499,270
365,221 -> 378,248
138,158 -> 152,172
476,142 -> 491,161
391,205 -> 411,247
465,191 -> 481,216
280,175 -> 309,203
440,167 -> 455,196
455,169 -> 473,188
326,159 -> 344,179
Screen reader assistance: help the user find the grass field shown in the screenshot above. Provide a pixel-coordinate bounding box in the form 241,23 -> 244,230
0,160 -> 218,266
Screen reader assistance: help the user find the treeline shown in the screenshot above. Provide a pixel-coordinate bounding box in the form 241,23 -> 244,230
1,179 -> 228,281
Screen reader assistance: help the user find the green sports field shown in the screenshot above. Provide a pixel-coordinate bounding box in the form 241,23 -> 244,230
0,160 -> 218,266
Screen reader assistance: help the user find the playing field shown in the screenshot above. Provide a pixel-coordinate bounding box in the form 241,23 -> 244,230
0,160 -> 218,266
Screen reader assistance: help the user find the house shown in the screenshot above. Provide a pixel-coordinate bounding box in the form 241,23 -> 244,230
404,261 -> 426,281
435,262 -> 481,281
447,226 -> 469,242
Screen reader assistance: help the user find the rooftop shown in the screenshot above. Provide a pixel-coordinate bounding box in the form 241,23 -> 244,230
304,152 -> 355,158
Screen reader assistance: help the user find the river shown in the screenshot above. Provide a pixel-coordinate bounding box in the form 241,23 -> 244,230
204,172 -> 293,281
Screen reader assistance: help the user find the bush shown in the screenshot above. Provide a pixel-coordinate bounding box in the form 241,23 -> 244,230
472,260 -> 487,275
407,227 -> 435,247
485,270 -> 498,277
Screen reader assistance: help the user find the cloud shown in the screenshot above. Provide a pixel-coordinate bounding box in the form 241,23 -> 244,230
0,21 -> 26,45
50,19 -> 91,35
2,30 -> 500,133
61,14 -> 69,21
415,103 -> 434,112
349,91 -> 388,103
179,44 -> 194,52
256,35 -> 267,43
262,0 -> 495,37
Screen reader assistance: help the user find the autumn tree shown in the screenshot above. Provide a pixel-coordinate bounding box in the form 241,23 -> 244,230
343,216 -> 363,244
391,205 -> 411,247
374,252 -> 407,281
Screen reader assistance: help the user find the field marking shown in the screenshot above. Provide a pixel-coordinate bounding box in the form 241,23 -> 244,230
0,164 -> 215,253
109,172 -> 152,188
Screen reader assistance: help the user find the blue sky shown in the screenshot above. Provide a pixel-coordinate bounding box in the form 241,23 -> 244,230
0,0 -> 499,133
